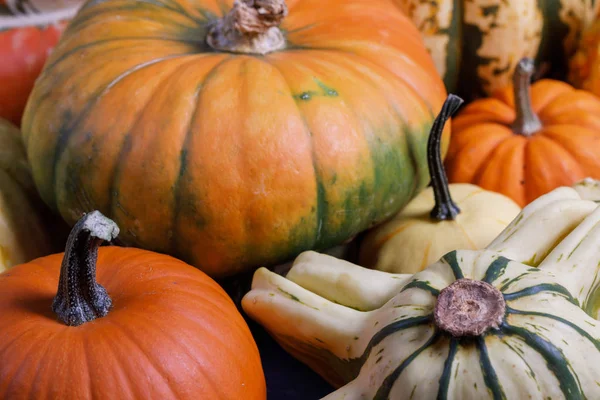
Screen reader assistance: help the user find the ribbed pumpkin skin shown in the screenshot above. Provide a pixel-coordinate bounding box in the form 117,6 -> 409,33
0,247 -> 266,399
395,0 -> 598,99
444,79 -> 600,206
22,0 -> 447,278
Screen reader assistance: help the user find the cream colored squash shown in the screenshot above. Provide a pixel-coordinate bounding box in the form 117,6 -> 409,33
243,181 -> 600,399
359,95 -> 521,274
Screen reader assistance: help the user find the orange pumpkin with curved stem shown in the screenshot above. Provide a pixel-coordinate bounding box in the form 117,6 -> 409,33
0,211 -> 266,399
445,58 -> 600,206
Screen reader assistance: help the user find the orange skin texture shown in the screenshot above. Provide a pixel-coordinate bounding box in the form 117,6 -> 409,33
0,247 -> 266,400
0,23 -> 66,126
445,79 -> 600,206
22,0 -> 447,277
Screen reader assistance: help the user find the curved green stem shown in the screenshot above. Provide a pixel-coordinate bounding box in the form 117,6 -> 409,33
52,211 -> 120,326
428,94 -> 464,221
511,58 -> 542,136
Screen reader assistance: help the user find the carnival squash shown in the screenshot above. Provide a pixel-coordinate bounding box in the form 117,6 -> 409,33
396,0 -> 598,100
0,211 -> 266,399
0,118 -> 64,272
570,16 -> 600,97
445,58 -> 600,207
243,183 -> 600,398
359,94 -> 521,274
21,0 -> 447,278
0,0 -> 82,125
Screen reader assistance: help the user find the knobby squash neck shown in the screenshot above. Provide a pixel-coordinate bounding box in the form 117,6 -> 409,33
206,0 -> 288,55
428,94 -> 464,221
52,211 -> 119,326
511,58 -> 543,136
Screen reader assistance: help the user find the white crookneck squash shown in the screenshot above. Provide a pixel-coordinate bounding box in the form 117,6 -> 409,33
359,95 -> 521,274
243,180 -> 600,399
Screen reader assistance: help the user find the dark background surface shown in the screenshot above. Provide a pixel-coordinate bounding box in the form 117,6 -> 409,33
247,318 -> 334,400
222,271 -> 336,400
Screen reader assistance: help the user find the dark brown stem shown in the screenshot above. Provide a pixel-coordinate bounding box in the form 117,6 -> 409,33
52,211 -> 120,326
511,58 -> 542,136
206,0 -> 287,55
428,94 -> 464,221
434,279 -> 506,337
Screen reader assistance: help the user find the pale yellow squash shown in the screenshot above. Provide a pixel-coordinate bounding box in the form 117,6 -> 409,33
359,95 -> 521,274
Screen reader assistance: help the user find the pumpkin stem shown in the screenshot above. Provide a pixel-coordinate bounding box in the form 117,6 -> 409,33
511,58 -> 543,136
206,0 -> 287,55
434,279 -> 506,337
428,94 -> 464,221
52,211 -> 119,327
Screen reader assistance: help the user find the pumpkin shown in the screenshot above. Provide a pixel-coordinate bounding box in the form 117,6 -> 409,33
444,57 -> 600,207
0,210 -> 266,399
359,94 -> 521,274
242,183 -> 600,398
0,0 -> 82,126
395,0 -> 599,100
0,117 -> 66,272
21,0 -> 447,278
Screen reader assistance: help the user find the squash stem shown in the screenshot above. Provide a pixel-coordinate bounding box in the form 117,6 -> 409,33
206,0 -> 288,55
52,211 -> 119,326
511,58 -> 543,136
434,278 -> 506,337
428,94 -> 464,221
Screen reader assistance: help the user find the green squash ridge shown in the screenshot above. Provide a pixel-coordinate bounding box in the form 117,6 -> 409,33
501,322 -> 585,399
477,336 -> 507,400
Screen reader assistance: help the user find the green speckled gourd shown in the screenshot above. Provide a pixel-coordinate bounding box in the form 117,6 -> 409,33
243,181 -> 600,399
395,0 -> 599,100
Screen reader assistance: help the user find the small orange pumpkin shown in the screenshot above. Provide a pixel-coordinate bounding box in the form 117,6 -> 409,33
0,211 -> 266,399
445,58 -> 600,206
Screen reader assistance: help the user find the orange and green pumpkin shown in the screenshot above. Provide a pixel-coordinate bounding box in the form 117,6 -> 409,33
395,0 -> 599,100
21,0 -> 447,278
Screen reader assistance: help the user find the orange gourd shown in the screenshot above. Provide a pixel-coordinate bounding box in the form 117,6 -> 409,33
22,0 -> 447,278
0,211 -> 266,399
445,58 -> 600,206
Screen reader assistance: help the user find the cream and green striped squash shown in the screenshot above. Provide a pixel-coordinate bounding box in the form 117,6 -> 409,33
395,0 -> 599,99
243,182 -> 600,399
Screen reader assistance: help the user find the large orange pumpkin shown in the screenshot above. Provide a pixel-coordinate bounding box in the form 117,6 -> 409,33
445,58 -> 600,206
0,211 -> 266,399
0,1 -> 82,125
21,0 -> 447,278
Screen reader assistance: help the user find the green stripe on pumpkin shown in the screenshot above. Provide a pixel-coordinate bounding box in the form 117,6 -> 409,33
506,307 -> 600,351
402,280 -> 441,297
503,283 -> 578,305
437,338 -> 459,400
477,336 -> 507,400
357,315 -> 433,364
443,251 -> 464,279
501,322 -> 585,399
482,256 -> 511,284
374,332 -> 441,400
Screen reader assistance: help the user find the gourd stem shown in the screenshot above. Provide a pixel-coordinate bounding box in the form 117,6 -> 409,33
511,58 -> 543,136
52,211 -> 120,327
428,94 -> 464,221
206,0 -> 288,55
434,279 -> 506,337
